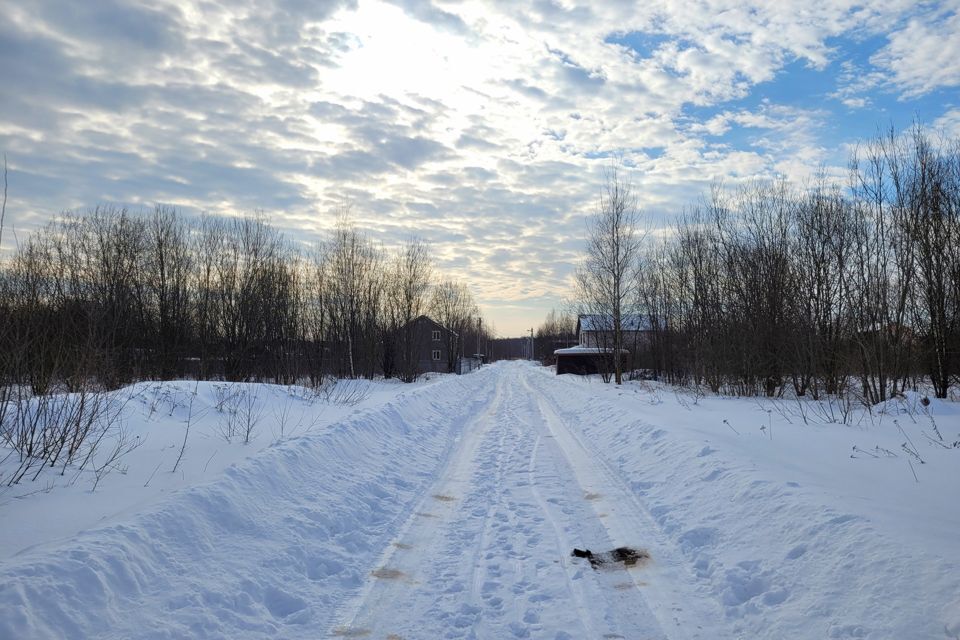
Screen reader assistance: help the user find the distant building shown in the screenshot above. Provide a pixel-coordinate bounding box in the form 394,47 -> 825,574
575,314 -> 653,349
554,314 -> 652,376
553,345 -> 627,375
400,315 -> 482,376
402,315 -> 458,374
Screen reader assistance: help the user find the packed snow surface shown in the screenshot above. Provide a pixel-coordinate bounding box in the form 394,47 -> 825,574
1,362 -> 959,639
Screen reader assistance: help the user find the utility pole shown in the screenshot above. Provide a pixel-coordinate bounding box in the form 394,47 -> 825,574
477,316 -> 482,367
529,328 -> 534,360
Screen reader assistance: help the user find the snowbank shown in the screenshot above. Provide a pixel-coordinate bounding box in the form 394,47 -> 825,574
526,367 -> 960,639
0,370 -> 493,638
3,363 -> 958,639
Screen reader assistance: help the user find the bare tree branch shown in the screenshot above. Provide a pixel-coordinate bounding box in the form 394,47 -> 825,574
1,154 -> 7,249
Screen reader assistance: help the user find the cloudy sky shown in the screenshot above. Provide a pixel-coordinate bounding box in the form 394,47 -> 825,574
2,0 -> 959,335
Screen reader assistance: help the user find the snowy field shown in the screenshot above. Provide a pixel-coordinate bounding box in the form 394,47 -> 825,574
1,361 -> 959,639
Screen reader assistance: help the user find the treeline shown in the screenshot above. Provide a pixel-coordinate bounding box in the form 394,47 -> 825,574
0,207 -> 488,393
534,309 -> 577,362
546,125 -> 960,400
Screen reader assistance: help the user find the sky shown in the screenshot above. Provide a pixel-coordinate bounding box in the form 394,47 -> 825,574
1,0 -> 959,336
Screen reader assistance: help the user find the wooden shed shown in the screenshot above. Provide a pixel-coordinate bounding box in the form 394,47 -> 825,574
554,346 -> 628,375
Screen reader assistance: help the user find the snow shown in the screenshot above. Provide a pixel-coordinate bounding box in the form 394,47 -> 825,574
553,345 -> 628,355
0,376 -> 451,561
530,371 -> 960,638
1,362 -> 959,639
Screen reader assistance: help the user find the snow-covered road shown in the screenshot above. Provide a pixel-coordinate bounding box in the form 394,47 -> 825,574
334,365 -> 716,639
2,361 -> 959,639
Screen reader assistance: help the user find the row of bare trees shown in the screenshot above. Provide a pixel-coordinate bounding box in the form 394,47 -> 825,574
562,125 -> 960,401
534,309 -> 577,364
0,206 -> 485,394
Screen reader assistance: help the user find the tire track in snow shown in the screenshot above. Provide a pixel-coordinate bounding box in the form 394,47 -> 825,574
0,372 -> 498,640
332,372 -> 544,638
524,430 -> 600,639
333,364 -> 678,639
330,371 -> 513,637
519,386 -> 672,640
522,368 -> 726,638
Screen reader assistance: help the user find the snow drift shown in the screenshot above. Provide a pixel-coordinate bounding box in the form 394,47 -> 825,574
0,370 -> 495,639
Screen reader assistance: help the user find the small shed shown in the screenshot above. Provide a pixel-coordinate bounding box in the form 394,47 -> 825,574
456,355 -> 482,374
554,346 -> 628,375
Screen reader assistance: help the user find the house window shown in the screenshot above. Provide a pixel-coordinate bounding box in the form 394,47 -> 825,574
432,349 -> 441,360
432,330 -> 440,341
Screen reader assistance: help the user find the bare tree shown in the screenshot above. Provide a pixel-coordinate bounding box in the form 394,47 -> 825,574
1,154 -> 7,250
636,238 -> 682,383
900,126 -> 959,398
714,181 -> 795,396
534,309 -> 576,365
575,164 -> 643,384
304,242 -> 329,385
849,128 -> 917,403
389,239 -> 433,382
555,124 -> 959,401
324,212 -> 381,379
0,200 -> 489,398
430,279 -> 477,372
789,177 -> 855,398
145,206 -> 193,379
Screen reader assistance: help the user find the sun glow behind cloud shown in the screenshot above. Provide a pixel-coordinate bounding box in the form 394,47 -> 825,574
1,0 -> 959,334
327,4 -> 482,103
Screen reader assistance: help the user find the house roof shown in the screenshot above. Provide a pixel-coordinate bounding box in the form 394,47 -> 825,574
554,346 -> 630,355
404,314 -> 459,337
577,314 -> 652,332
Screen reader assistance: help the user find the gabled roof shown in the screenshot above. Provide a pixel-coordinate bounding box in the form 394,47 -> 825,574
404,314 -> 459,337
577,314 -> 652,332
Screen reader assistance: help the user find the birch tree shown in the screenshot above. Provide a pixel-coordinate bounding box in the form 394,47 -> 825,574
575,165 -> 643,384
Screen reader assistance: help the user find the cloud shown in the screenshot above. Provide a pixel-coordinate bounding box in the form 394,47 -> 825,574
934,108 -> 960,138
0,0 -> 956,334
871,7 -> 960,97
384,0 -> 468,33
25,0 -> 186,54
